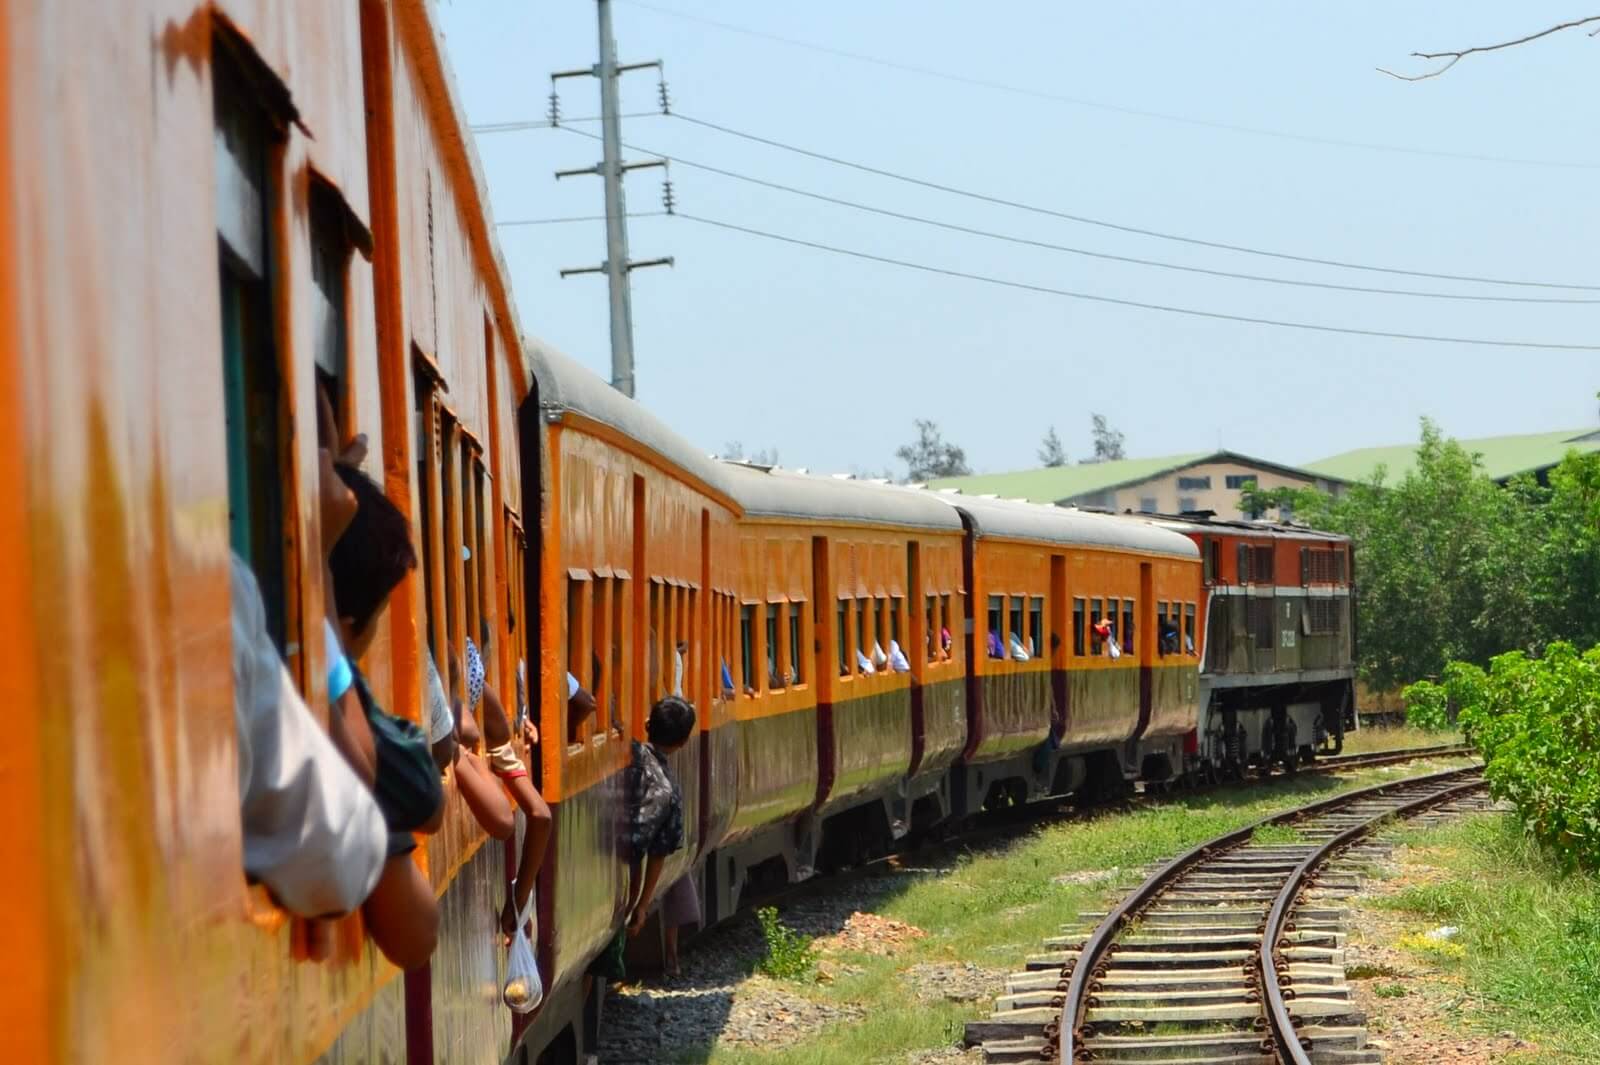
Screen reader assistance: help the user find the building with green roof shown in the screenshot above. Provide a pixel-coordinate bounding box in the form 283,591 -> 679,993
1306,428 -> 1600,485
929,450 -> 1345,520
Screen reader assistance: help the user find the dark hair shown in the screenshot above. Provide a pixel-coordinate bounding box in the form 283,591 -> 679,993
329,463 -> 418,633
646,695 -> 696,748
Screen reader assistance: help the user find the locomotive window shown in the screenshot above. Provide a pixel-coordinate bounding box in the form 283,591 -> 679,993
1208,538 -> 1221,584
1028,597 -> 1044,660
766,604 -> 782,691
1122,600 -> 1135,654
1185,602 -> 1197,654
1072,598 -> 1085,656
1253,546 -> 1274,583
789,602 -> 805,685
987,596 -> 1003,658
837,600 -> 851,677
739,604 -> 755,695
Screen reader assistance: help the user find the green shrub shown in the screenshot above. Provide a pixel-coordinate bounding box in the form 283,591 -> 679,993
1457,643 -> 1600,871
756,906 -> 817,980
1401,678 -> 1451,732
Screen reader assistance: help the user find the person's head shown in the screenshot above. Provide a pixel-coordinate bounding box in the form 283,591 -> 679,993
329,463 -> 418,657
645,695 -> 696,752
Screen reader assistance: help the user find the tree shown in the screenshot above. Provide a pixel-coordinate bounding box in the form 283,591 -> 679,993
721,441 -> 779,466
1038,426 -> 1067,468
1236,479 -> 1319,521
1089,414 -> 1126,462
896,420 -> 970,482
1379,16 -> 1600,81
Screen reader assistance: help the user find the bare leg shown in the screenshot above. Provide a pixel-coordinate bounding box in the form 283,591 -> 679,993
664,924 -> 680,976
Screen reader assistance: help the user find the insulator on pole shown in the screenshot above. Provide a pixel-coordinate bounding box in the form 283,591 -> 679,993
657,77 -> 671,114
547,89 -> 561,126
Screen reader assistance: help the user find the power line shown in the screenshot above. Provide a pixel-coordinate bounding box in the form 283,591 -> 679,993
556,125 -> 1594,305
617,0 -> 1600,171
671,112 -> 1600,293
471,112 -> 661,134
497,211 -> 668,228
676,212 -> 1600,351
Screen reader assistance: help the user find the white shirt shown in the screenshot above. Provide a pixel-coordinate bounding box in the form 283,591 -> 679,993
232,556 -> 386,917
888,640 -> 911,673
424,649 -> 454,744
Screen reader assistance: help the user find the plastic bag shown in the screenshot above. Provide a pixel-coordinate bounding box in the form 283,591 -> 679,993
503,926 -> 543,1013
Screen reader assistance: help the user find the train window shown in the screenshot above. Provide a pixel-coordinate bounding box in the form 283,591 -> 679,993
648,583 -> 662,700
987,596 -> 1004,658
566,575 -> 588,745
1073,598 -> 1085,656
1009,597 -> 1025,655
876,597 -> 891,658
889,597 -> 901,646
1253,546 -> 1274,583
460,445 -> 478,655
857,598 -> 873,665
310,188 -> 349,433
837,600 -> 851,677
1185,602 -> 1197,654
440,414 -> 461,671
1122,600 -> 1135,654
1156,601 -> 1170,656
940,594 -> 954,661
591,575 -> 610,732
789,602 -> 805,685
1089,600 -> 1103,654
766,604 -> 782,691
613,579 -> 627,730
1208,538 -> 1221,584
1028,597 -> 1044,660
214,59 -> 288,650
926,596 -> 938,661
740,604 -> 755,695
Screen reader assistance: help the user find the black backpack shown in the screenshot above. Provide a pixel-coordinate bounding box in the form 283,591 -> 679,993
353,668 -> 444,835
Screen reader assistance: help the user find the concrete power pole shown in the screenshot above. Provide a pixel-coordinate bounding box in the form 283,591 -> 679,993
554,0 -> 672,399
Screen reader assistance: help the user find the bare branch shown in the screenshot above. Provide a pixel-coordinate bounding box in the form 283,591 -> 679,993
1378,14 -> 1600,81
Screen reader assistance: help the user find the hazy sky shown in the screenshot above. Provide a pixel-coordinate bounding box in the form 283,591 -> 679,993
436,2 -> 1599,477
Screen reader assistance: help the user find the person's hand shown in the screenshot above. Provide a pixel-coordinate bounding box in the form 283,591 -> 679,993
522,717 -> 539,748
338,433 -> 369,468
500,893 -> 520,941
627,907 -> 647,937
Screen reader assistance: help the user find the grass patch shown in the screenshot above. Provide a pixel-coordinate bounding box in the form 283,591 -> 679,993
694,758 -> 1472,1064
1340,724 -> 1464,756
1375,812 -> 1600,1060
1251,823 -> 1306,846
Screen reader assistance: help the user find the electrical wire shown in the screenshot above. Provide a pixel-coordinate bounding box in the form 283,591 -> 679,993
554,125 -> 1596,305
471,112 -> 660,134
676,212 -> 1600,351
497,211 -> 667,227
617,0 -> 1600,171
669,113 -> 1600,292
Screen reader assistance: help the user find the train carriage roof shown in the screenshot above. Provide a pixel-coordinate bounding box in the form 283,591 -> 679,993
526,338 -> 730,493
717,463 -> 965,532
934,493 -> 1200,558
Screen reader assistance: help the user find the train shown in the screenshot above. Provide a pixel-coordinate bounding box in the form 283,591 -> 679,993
0,3 -> 1354,1063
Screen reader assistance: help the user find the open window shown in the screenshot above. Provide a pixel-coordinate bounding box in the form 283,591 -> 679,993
836,599 -> 851,677
1089,599 -> 1104,654
1184,602 -> 1197,655
215,51 -> 288,650
1121,599 -> 1135,655
1073,597 -> 1085,657
765,602 -> 782,691
788,601 -> 804,685
1028,596 -> 1044,661
986,595 -> 1004,658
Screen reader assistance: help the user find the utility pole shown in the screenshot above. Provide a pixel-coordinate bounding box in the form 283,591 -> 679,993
553,0 -> 672,399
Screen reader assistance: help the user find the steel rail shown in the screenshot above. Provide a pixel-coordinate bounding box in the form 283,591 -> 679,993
1056,764 -> 1481,1062
1260,773 -> 1487,1063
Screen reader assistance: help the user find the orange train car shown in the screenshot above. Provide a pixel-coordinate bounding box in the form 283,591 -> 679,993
3,1 -> 544,1062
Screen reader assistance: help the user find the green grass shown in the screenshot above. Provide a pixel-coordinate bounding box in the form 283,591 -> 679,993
1340,724 -> 1464,755
1376,813 -> 1600,1062
694,757 -> 1472,1065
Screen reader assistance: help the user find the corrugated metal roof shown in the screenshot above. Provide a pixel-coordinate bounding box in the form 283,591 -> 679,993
933,493 -> 1198,557
527,338 -> 729,494
928,449 -> 1341,503
718,463 -> 964,531
1146,514 -> 1348,543
1306,428 -> 1600,484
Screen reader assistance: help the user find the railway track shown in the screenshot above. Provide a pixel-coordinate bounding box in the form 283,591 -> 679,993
968,764 -> 1491,1064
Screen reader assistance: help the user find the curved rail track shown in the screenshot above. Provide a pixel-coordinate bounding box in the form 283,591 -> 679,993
967,763 -> 1489,1063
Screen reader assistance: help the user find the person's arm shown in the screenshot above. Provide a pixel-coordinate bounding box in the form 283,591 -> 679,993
327,686 -> 376,787
499,774 -> 552,935
627,852 -> 667,936
453,748 -> 515,839
362,852 -> 440,971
